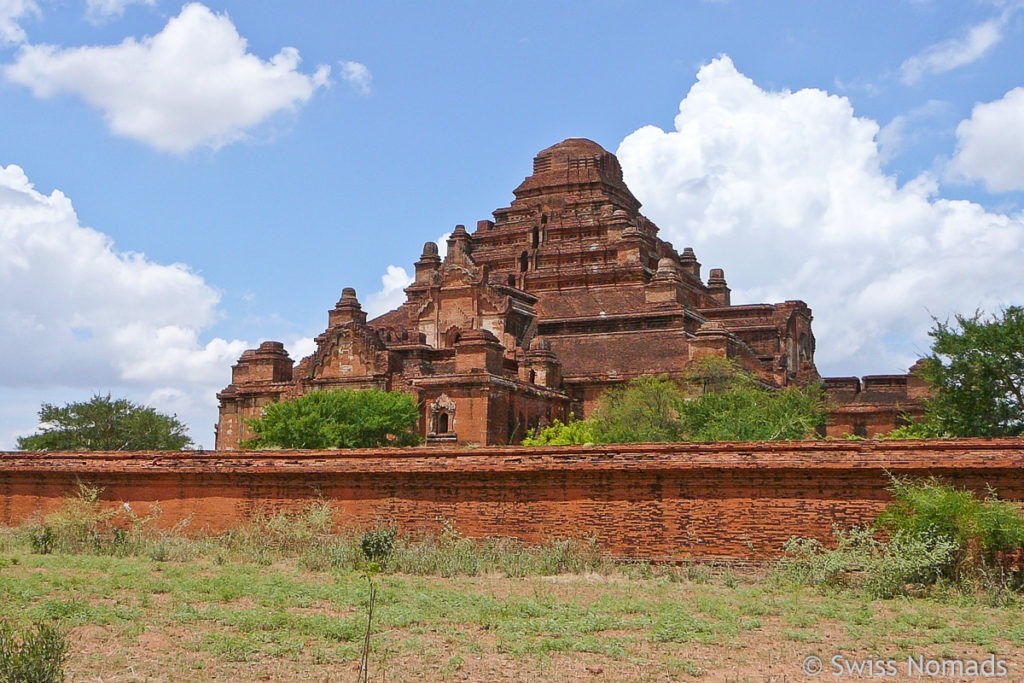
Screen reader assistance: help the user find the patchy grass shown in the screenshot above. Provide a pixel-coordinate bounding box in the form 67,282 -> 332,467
2,494 -> 1023,680
1,541 -> 1023,680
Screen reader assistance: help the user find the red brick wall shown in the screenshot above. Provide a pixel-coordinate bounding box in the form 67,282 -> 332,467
2,439 -> 1021,562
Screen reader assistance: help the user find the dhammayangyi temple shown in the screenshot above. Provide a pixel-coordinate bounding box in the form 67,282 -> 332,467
215,138 -> 928,448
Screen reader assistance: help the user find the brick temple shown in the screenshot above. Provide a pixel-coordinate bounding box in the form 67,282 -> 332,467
215,138 -> 925,448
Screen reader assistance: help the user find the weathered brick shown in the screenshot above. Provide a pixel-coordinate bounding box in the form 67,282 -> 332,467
3,439 -> 1021,561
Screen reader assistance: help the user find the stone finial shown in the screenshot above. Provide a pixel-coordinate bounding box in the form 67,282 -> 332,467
679,247 -> 701,279
415,241 -> 442,284
257,341 -> 287,354
338,287 -> 358,304
330,287 -> 367,327
232,340 -> 293,384
707,268 -> 731,306
646,257 -> 684,306
656,257 -> 678,274
445,224 -> 474,264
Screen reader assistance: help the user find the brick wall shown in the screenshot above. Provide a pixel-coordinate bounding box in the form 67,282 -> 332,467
2,439 -> 1021,561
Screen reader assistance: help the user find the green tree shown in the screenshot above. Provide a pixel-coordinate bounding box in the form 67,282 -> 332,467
678,379 -> 826,441
892,307 -> 1024,437
678,360 -> 826,441
243,388 -> 421,449
590,374 -> 687,443
16,394 -> 193,451
522,362 -> 826,445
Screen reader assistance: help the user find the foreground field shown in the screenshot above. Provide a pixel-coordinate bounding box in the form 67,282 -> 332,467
2,544 -> 1024,681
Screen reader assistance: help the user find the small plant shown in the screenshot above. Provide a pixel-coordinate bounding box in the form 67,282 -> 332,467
356,564 -> 380,683
0,620 -> 68,683
360,527 -> 397,565
29,527 -> 55,555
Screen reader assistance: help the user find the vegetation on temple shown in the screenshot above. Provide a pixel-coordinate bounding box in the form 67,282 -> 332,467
16,394 -> 192,451
524,359 -> 827,445
243,388 -> 421,449
888,306 -> 1024,438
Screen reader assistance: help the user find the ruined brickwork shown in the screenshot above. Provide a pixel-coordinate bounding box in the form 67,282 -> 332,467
2,440 -> 1021,561
216,138 -> 922,448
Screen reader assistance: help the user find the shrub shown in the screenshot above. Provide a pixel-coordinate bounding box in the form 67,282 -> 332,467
777,526 -> 959,599
778,477 -> 1024,596
522,418 -> 596,445
876,476 -> 1024,575
0,620 -> 67,683
360,527 -> 397,564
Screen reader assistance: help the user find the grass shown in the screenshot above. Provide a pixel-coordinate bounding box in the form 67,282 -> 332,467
0,495 -> 1022,680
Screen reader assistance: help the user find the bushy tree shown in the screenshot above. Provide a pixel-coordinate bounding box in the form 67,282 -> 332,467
16,394 -> 192,451
590,374 -> 687,443
678,375 -> 826,441
522,361 -> 826,444
886,307 -> 1024,438
243,388 -> 421,449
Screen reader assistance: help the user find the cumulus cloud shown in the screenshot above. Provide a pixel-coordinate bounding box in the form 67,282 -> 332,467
0,163 -> 248,446
617,56 -> 1024,376
365,265 -> 414,318
339,60 -> 372,95
950,87 -> 1024,192
284,335 -> 317,362
364,232 -> 451,319
900,17 -> 1002,84
4,2 -> 330,152
0,0 -> 37,44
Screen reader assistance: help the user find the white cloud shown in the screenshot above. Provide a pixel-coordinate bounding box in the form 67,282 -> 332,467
0,163 -> 248,447
363,233 -> 450,320
85,0 -> 155,21
0,0 -> 37,44
436,231 -> 451,259
877,100 -> 951,164
339,60 -> 372,95
4,2 -> 330,152
950,87 -> 1024,192
617,55 -> 1024,377
284,335 -> 316,362
900,18 -> 1002,84
365,265 -> 414,318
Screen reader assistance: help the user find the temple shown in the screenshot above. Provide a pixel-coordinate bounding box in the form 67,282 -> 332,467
215,138 -> 925,448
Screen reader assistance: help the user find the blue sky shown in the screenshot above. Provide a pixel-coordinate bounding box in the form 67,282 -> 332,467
2,0 -> 1023,448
